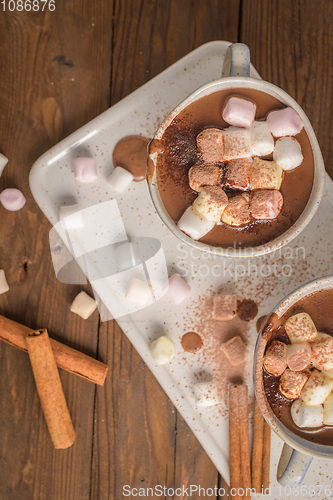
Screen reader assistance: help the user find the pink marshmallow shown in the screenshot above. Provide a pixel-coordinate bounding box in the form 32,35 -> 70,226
222,96 -> 256,128
250,189 -> 283,220
267,107 -> 304,137
73,157 -> 98,183
0,188 -> 26,211
164,273 -> 191,305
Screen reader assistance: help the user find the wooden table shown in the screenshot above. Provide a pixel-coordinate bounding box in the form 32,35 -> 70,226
0,1 -> 332,498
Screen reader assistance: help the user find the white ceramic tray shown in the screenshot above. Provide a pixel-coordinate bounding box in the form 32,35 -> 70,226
30,41 -> 333,498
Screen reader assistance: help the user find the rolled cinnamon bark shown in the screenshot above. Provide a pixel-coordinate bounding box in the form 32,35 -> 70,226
0,314 -> 107,385
262,420 -> 271,490
229,384 -> 243,500
251,399 -> 264,492
237,385 -> 251,499
25,329 -> 75,449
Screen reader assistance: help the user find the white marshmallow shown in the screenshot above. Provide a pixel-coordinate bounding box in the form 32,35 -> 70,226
177,205 -> 215,240
301,371 -> 333,406
248,121 -> 274,156
125,278 -> 152,306
267,107 -> 304,137
273,137 -> 303,171
311,333 -> 333,371
222,96 -> 256,128
285,313 -> 317,343
150,335 -> 176,365
192,186 -> 228,222
0,269 -> 9,295
324,368 -> 333,381
291,398 -> 323,428
70,291 -> 97,320
164,273 -> 191,305
194,381 -> 219,407
107,166 -> 134,192
0,153 -> 8,177
222,127 -> 252,160
286,342 -> 312,371
59,204 -> 84,229
323,393 -> 333,425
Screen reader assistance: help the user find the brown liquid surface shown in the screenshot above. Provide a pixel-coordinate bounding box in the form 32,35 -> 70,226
113,135 -> 150,181
151,88 -> 314,248
263,288 -> 333,445
181,332 -> 203,353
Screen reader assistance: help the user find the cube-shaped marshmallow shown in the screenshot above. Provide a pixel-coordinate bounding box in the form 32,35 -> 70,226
0,152 -> 8,177
285,313 -> 317,343
279,369 -> 309,399
273,137 -> 303,171
188,163 -> 221,192
164,273 -> 191,305
192,186 -> 228,222
213,294 -> 237,321
311,333 -> 333,371
224,158 -> 252,191
250,189 -> 283,220
222,336 -> 248,366
286,342 -> 312,372
222,127 -> 252,160
0,269 -> 9,295
324,393 -> 333,425
221,193 -> 251,227
194,381 -> 219,407
59,204 -> 84,229
73,157 -> 98,183
196,128 -> 224,163
178,206 -> 215,240
250,157 -> 283,190
107,166 -> 134,192
264,340 -> 287,376
248,121 -> 274,156
125,278 -> 152,306
0,188 -> 26,211
301,371 -> 333,406
150,336 -> 176,365
70,291 -> 97,320
291,398 -> 323,429
267,107 -> 303,137
222,96 -> 256,128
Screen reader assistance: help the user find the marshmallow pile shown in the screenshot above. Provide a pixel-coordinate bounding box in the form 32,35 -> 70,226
178,96 -> 304,240
264,312 -> 333,428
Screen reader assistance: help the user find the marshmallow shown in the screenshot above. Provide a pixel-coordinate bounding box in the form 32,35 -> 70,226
301,370 -> 333,406
264,340 -> 287,376
196,128 -> 224,163
70,291 -> 97,319
59,204 -> 84,229
273,137 -> 303,171
285,313 -> 317,343
0,152 -> 8,176
165,273 -> 191,305
107,166 -> 134,192
0,188 -> 26,211
188,163 -> 221,192
192,186 -> 228,222
224,158 -> 252,191
221,336 -> 248,366
125,278 -> 152,306
213,294 -> 237,321
323,393 -> 333,425
73,157 -> 98,183
250,189 -> 283,220
222,96 -> 256,128
150,335 -> 176,365
250,157 -> 283,190
194,381 -> 219,407
177,205 -> 215,240
248,121 -> 274,156
286,342 -> 312,371
291,398 -> 323,428
267,107 -> 304,138
222,127 -> 252,160
0,269 -> 9,295
279,369 -> 309,399
221,193 -> 251,227
324,368 -> 333,381
311,333 -> 333,371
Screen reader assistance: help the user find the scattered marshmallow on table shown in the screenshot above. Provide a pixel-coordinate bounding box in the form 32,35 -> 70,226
70,291 -> 97,320
72,157 -> 98,183
222,126 -> 252,160
125,277 -> 152,306
221,193 -> 250,227
311,333 -> 333,371
323,393 -> 333,425
177,205 -> 215,240
224,158 -> 252,191
0,188 -> 26,211
0,270 -> 9,295
301,371 -> 333,406
222,96 -> 256,128
273,137 -> 303,171
196,128 -> 224,163
267,107 -> 304,137
150,335 -> 175,365
248,121 -> 274,156
291,398 -> 323,428
279,368 -> 309,399
250,189 -> 283,220
188,163 -> 221,192
213,294 -> 237,321
107,166 -> 134,192
285,313 -> 317,343
59,204 -> 84,229
0,152 -> 8,177
164,273 -> 191,305
250,157 -> 283,190
192,186 -> 228,222
194,381 -> 219,407
264,340 -> 287,376
221,336 -> 248,366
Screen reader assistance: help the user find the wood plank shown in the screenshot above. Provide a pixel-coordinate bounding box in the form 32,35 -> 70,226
0,1 -> 114,499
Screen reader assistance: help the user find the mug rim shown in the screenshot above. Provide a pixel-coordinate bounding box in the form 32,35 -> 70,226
254,275 -> 333,459
147,76 -> 325,259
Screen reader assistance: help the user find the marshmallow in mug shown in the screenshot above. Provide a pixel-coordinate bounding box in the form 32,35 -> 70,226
177,205 -> 215,240
273,137 -> 304,171
267,107 -> 304,138
222,96 -> 256,128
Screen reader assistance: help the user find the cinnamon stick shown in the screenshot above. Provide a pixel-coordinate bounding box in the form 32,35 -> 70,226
229,385 -> 243,500
251,399 -> 264,493
261,420 -> 271,491
25,329 -> 75,449
237,385 -> 251,499
0,314 -> 107,385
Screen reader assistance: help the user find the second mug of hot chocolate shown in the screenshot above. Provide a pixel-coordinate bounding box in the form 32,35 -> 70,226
147,44 -> 325,258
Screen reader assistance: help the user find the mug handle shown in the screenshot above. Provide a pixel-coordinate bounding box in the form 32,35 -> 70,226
222,43 -> 251,78
277,443 -> 313,487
